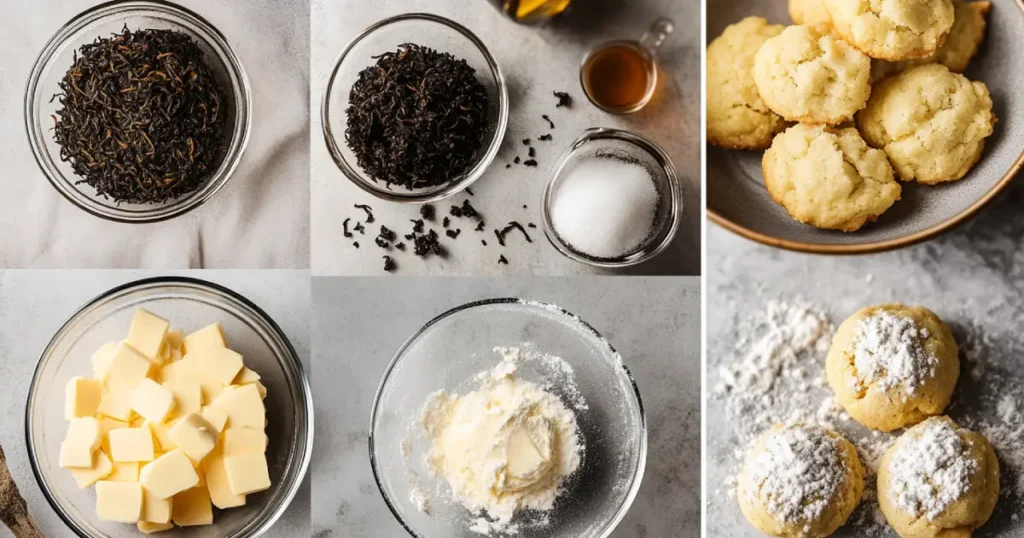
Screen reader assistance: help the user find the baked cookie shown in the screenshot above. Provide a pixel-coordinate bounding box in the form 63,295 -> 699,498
826,303 -> 959,431
878,417 -> 999,538
790,0 -> 833,25
707,17 -> 788,150
739,424 -> 864,538
898,1 -> 990,72
858,63 -> 995,184
825,0 -> 956,61
763,124 -> 900,232
754,25 -> 872,124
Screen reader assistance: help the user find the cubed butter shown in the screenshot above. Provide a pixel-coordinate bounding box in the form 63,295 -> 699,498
65,376 -> 102,420
127,310 -> 170,360
163,380 -> 201,418
158,360 -> 184,384
223,452 -> 271,496
97,378 -> 136,421
96,481 -> 143,523
60,417 -> 101,468
109,427 -> 155,462
232,366 -> 261,385
91,341 -> 119,378
172,484 -> 213,526
137,521 -> 174,534
222,427 -> 267,457
184,323 -> 227,354
200,405 -> 228,433
202,446 -> 246,509
167,413 -> 218,462
141,488 -> 173,524
108,460 -> 140,482
98,416 -> 128,454
131,378 -> 175,423
106,343 -> 153,383
209,384 -> 264,429
165,329 -> 185,352
140,449 -> 199,500
69,449 -> 113,488
149,420 -> 178,452
255,380 -> 267,399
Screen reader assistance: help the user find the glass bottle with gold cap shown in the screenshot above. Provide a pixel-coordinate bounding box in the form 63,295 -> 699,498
486,0 -> 573,24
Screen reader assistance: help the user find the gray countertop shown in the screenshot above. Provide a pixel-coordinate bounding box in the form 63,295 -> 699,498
0,270 -> 311,538
310,0 -> 700,276
309,277 -> 701,537
707,183 -> 1024,537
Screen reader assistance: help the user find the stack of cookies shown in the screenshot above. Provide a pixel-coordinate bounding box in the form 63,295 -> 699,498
707,0 -> 997,232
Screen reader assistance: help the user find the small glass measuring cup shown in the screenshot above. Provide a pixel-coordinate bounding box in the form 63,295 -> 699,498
580,18 -> 674,115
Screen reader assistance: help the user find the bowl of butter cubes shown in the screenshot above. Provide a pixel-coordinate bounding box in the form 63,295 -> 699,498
25,277 -> 313,537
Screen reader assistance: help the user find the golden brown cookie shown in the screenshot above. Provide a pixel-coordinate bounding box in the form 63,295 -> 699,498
825,0 -> 956,61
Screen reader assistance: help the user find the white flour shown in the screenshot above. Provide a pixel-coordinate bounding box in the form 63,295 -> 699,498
851,312 -> 938,398
887,419 -> 977,520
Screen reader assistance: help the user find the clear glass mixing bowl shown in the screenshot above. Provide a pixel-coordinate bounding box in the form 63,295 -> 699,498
370,299 -> 646,537
25,277 -> 312,537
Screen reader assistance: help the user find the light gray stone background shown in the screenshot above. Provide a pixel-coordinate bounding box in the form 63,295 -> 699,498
707,183 -> 1024,537
0,270 -> 311,537
0,0 -> 310,269
310,277 -> 701,537
310,0 -> 699,276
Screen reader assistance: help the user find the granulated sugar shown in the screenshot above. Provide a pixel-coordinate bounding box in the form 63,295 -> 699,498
851,312 -> 938,398
888,419 -> 977,520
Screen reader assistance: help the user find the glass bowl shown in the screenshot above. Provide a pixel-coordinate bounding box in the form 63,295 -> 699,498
370,299 -> 646,538
541,128 -> 682,268
25,277 -> 312,538
24,0 -> 252,223
321,13 -> 509,203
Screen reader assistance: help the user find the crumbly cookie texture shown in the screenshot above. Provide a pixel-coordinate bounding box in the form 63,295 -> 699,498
763,124 -> 900,232
707,17 -> 789,150
878,417 -> 999,538
897,1 -> 990,72
753,25 -> 872,125
826,303 -> 959,432
790,0 -> 833,25
858,63 -> 995,184
825,0 -> 956,61
738,424 -> 865,538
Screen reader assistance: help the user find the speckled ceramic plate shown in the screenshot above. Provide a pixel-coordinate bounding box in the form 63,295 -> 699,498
706,0 -> 1024,254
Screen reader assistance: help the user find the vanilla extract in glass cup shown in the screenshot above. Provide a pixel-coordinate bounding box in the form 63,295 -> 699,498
581,18 -> 674,114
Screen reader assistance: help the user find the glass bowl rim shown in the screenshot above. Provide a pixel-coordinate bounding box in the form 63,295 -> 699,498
541,127 -> 682,268
320,12 -> 510,204
24,275 -> 314,537
23,0 -> 253,224
368,297 -> 648,538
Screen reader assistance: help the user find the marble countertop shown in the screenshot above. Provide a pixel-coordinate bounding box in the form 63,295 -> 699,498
310,0 -> 700,276
0,270 -> 311,538
706,182 -> 1024,537
309,276 -> 701,537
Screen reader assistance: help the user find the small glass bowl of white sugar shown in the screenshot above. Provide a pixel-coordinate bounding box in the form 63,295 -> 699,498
542,128 -> 681,267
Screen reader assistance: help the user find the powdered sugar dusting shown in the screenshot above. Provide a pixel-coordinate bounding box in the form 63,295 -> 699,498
851,312 -> 938,398
888,419 -> 978,520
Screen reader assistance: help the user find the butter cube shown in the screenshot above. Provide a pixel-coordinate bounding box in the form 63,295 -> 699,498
109,427 -> 155,462
65,377 -> 102,420
200,406 -> 228,433
106,343 -> 153,383
91,341 -> 119,378
69,449 -> 113,488
98,416 -> 128,454
222,428 -> 268,457
202,446 -> 246,509
150,420 -> 177,452
167,413 -> 218,462
165,329 -> 184,352
109,460 -> 140,482
137,521 -> 174,534
184,323 -> 227,354
209,384 -> 264,429
141,488 -> 173,524
98,378 -> 137,421
96,481 -> 143,523
255,380 -> 268,399
158,360 -> 184,384
127,310 -> 170,360
140,449 -> 199,500
232,366 -> 261,385
172,484 -> 213,526
163,380 -> 201,418
223,452 -> 271,495
60,417 -> 101,468
131,378 -> 175,423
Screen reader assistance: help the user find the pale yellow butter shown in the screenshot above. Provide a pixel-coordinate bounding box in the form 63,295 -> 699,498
96,481 -> 143,523
202,446 -> 246,509
140,449 -> 199,500
106,343 -> 154,383
127,310 -> 170,360
98,416 -> 128,454
137,521 -> 174,534
91,341 -> 119,378
172,484 -> 213,526
167,413 -> 218,463
65,377 -> 102,420
97,378 -> 137,422
222,427 -> 267,457
165,329 -> 184,352
60,417 -> 101,468
69,449 -> 113,488
223,452 -> 271,495
141,488 -> 173,524
209,384 -> 264,429
109,427 -> 155,462
184,323 -> 227,354
163,380 -> 201,419
108,460 -> 140,482
200,405 -> 228,433
131,378 -> 176,424
232,366 -> 261,385
149,420 -> 178,452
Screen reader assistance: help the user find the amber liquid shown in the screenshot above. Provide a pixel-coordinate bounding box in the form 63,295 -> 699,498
497,0 -> 573,23
582,44 -> 652,113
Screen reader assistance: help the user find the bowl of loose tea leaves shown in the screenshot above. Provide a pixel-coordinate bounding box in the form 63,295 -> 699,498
25,0 -> 252,223
322,13 -> 509,203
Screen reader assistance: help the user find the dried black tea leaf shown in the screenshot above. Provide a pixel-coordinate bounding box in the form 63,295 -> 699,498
343,218 -> 353,238
446,229 -> 461,239
539,134 -> 552,141
420,204 -> 435,221
383,256 -> 396,272
524,159 -> 538,167
542,114 -> 555,129
498,255 -> 509,265
554,91 -> 572,107
355,204 -> 375,223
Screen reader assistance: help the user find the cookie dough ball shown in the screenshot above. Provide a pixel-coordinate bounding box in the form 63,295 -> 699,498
858,63 -> 995,184
739,424 -> 865,537
878,417 -> 999,538
790,0 -> 833,25
707,17 -> 789,150
763,124 -> 900,231
826,304 -> 959,431
754,25 -> 872,124
825,0 -> 956,61
898,1 -> 990,73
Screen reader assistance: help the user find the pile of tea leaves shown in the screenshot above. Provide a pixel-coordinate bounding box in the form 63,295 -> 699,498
52,26 -> 228,204
345,43 -> 489,190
